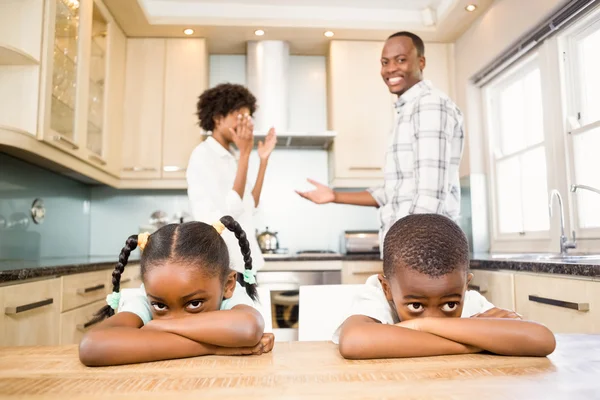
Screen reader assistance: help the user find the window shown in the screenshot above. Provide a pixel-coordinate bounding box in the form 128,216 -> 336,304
564,14 -> 600,234
484,57 -> 550,239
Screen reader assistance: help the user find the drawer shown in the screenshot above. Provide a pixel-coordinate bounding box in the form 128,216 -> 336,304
120,264 -> 142,289
60,299 -> 105,345
342,261 -> 383,285
62,270 -> 111,312
514,273 -> 600,333
0,278 -> 61,346
469,270 -> 515,310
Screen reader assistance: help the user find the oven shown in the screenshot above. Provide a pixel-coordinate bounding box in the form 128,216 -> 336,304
256,270 -> 341,341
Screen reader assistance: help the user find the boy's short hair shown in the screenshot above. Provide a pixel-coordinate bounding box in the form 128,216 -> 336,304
383,214 -> 469,277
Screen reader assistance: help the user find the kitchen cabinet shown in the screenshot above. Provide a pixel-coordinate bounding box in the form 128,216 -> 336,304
0,278 -> 62,346
468,269 -> 515,310
162,39 -> 207,179
327,40 -> 394,188
59,299 -> 104,345
341,261 -> 383,285
327,41 -> 453,188
514,273 -> 600,333
121,38 -> 208,185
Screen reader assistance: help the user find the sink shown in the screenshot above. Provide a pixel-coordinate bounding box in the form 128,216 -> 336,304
491,253 -> 600,263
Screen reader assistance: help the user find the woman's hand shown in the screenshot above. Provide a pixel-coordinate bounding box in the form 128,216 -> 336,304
230,114 -> 254,156
258,127 -> 277,161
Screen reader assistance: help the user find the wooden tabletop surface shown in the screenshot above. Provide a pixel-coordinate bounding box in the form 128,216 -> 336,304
0,334 -> 599,400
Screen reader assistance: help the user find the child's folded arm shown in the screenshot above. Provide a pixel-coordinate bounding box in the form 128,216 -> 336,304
141,304 -> 264,348
79,312 -> 221,366
401,317 -> 556,356
338,314 -> 481,360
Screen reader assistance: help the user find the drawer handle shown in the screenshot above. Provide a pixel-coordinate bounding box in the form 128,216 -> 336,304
163,166 -> 187,172
468,284 -> 488,294
53,135 -> 79,150
88,154 -> 107,165
77,319 -> 102,332
77,284 -> 106,295
122,166 -> 157,172
349,167 -> 382,171
5,298 -> 54,315
528,295 -> 590,311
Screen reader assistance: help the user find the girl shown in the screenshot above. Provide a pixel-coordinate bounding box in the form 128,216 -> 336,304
79,216 -> 274,367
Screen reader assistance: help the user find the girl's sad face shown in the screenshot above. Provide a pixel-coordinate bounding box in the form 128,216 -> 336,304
143,263 -> 237,319
380,266 -> 473,321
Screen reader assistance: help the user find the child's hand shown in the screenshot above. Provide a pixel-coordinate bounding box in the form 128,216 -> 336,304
215,333 -> 275,356
471,307 -> 522,319
395,319 -> 422,331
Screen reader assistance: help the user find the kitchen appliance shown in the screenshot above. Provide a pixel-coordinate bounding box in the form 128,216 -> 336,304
342,230 -> 380,254
256,269 -> 341,342
256,227 -> 280,253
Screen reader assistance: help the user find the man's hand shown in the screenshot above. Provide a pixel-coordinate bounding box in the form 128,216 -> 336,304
230,114 -> 254,156
471,307 -> 522,320
296,179 -> 335,204
258,127 -> 277,161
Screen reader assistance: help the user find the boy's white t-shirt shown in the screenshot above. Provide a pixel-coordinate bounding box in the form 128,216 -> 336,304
332,274 -> 495,344
117,282 -> 255,325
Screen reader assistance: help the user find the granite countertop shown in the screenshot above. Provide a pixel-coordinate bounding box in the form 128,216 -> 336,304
263,253 -> 382,262
0,256 -> 140,284
471,253 -> 600,278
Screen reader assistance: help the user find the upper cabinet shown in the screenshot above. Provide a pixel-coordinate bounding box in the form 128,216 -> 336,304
37,0 -> 126,174
121,38 -> 207,185
327,40 -> 453,189
327,41 -> 395,189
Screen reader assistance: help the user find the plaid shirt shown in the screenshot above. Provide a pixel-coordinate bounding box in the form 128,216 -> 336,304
368,80 -> 464,247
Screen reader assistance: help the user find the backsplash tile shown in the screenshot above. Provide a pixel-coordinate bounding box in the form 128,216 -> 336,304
0,153 -> 91,260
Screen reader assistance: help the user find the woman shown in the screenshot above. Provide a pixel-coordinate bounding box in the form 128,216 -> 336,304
187,83 -> 276,274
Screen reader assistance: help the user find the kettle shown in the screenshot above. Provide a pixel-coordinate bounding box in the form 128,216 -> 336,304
256,227 -> 279,253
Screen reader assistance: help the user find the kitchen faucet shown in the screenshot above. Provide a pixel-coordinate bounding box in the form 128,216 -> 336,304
571,184 -> 600,196
548,189 -> 576,255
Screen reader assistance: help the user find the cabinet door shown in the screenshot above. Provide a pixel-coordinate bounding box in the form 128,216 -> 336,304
61,270 -> 111,312
328,41 -> 394,188
60,299 -> 104,344
120,264 -> 142,289
342,261 -> 383,285
0,278 -> 61,346
514,273 -> 600,333
121,38 -> 165,179
469,270 -> 515,310
162,39 -> 207,179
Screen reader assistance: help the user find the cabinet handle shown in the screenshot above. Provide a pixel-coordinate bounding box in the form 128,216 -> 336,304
468,284 -> 488,294
53,135 -> 79,150
349,167 -> 382,171
528,295 -> 590,311
163,166 -> 187,172
5,298 -> 54,315
121,167 -> 158,172
76,284 -> 105,295
77,319 -> 102,332
88,154 -> 107,165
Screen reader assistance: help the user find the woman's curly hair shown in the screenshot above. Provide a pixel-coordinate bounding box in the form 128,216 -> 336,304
196,83 -> 257,132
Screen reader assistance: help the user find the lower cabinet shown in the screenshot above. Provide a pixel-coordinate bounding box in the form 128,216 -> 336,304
469,270 -> 515,311
341,261 -> 383,284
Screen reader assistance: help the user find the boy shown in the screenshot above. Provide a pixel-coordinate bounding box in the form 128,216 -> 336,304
335,214 -> 556,359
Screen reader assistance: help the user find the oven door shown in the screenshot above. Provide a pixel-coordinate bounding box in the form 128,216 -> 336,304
257,271 -> 341,341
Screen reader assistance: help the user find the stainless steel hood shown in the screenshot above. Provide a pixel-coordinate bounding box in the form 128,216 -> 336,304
246,41 -> 335,150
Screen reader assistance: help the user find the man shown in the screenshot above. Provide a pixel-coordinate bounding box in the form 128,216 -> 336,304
297,31 -> 464,249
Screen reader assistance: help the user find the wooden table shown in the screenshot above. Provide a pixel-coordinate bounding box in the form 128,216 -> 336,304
1,335 -> 599,399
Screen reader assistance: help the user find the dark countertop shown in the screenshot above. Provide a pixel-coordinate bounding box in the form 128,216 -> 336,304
0,256 -> 140,284
263,253 -> 382,262
471,253 -> 600,278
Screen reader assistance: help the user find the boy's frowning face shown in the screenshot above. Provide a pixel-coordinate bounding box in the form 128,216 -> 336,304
380,265 -> 473,321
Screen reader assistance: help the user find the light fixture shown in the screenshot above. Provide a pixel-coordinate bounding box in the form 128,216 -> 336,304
465,4 -> 477,12
183,28 -> 194,35
324,31 -> 334,38
254,29 -> 265,36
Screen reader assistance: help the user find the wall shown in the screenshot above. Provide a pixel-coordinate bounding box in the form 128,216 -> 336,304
0,153 -> 91,260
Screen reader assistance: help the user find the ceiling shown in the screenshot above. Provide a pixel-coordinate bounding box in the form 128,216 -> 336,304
103,0 -> 493,55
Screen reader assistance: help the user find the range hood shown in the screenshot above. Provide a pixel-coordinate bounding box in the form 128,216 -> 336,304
246,41 -> 336,150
